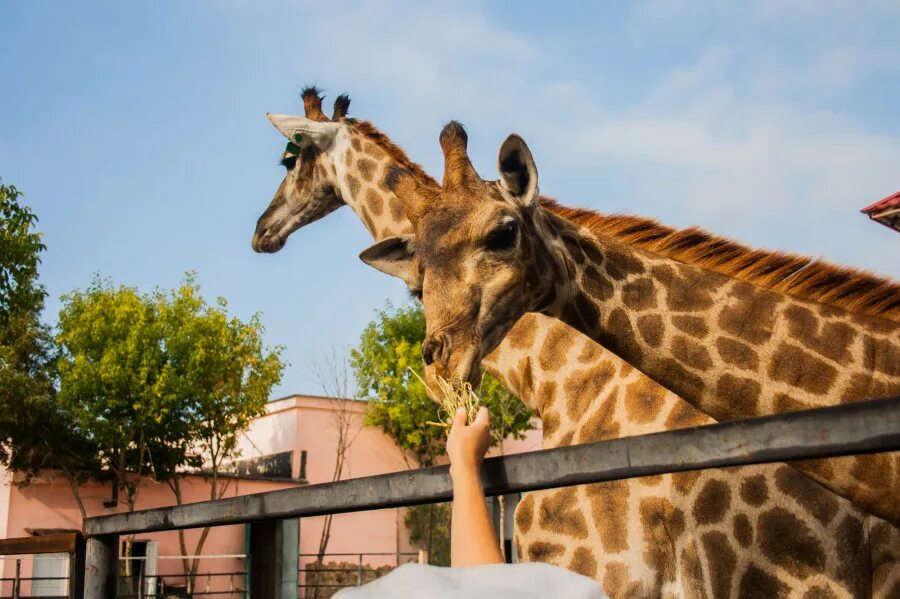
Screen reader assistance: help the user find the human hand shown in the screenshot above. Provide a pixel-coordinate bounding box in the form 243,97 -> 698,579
446,406 -> 491,480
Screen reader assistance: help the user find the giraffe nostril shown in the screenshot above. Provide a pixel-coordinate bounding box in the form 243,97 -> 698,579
422,341 -> 436,366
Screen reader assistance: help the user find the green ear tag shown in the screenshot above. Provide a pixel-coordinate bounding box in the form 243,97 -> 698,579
285,141 -> 301,155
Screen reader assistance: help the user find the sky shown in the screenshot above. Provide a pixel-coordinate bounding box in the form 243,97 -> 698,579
2,1 -> 899,397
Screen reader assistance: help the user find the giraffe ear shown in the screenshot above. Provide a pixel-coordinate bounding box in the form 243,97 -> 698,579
497,134 -> 538,208
359,235 -> 420,289
266,113 -> 340,149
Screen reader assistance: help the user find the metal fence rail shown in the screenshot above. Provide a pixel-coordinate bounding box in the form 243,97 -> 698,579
76,396 -> 900,598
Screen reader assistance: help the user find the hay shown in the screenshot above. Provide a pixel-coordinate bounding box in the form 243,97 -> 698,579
410,368 -> 481,430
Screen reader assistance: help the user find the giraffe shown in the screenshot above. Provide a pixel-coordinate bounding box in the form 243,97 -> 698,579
254,91 -> 900,597
360,120 -> 900,528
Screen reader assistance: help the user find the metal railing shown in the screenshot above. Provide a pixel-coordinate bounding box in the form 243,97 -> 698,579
0,534 -> 84,599
45,396 -> 900,597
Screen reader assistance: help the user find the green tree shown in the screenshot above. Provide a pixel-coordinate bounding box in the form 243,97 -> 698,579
56,278 -> 173,512
350,302 -> 533,565
0,179 -> 98,516
156,277 -> 283,592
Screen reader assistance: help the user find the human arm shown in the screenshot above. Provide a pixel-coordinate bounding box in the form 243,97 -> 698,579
447,406 -> 504,568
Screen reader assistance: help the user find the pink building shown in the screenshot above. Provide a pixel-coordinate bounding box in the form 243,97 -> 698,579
1,394 -> 541,596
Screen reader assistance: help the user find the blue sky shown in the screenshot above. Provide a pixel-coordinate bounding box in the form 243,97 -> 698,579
2,1 -> 898,397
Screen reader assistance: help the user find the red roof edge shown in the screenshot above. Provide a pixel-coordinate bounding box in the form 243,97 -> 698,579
861,190 -> 900,214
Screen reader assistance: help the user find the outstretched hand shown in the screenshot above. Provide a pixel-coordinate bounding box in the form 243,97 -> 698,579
447,406 -> 491,479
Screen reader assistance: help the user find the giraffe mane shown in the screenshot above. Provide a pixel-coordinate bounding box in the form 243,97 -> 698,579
346,119 -> 438,188
540,198 -> 900,323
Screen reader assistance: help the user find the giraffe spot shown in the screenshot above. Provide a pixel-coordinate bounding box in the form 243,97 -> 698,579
604,309 -> 641,361
715,374 -> 761,417
640,497 -> 683,585
356,157 -> 377,182
652,264 -> 715,312
664,400 -> 705,430
574,293 -> 601,330
564,363 -> 615,422
783,304 -> 857,363
639,475 -> 663,486
671,314 -> 708,339
604,248 -> 645,280
343,149 -> 354,166
637,314 -> 664,347
577,389 -> 619,443
733,513 -> 752,547
672,470 -> 702,494
568,547 -> 598,579
803,585 -> 840,599
515,493 -> 535,534
717,286 -> 780,344
538,487 -> 588,539
557,431 -> 575,446
534,381 -> 557,416
576,340 -> 602,363
314,164 -> 326,179
583,267 -> 614,301
774,467 -> 840,527
350,137 -> 362,151
527,541 -> 565,562
388,196 -> 404,221
738,564 -> 789,597
621,278 -> 657,311
715,337 -> 759,371
507,320 -> 537,350
850,452 -> 896,500
581,240 -> 605,265
701,531 -> 736,598
586,481 -> 629,553
561,235 -> 586,264
359,205 -> 375,234
623,378 -> 667,424
679,541 -> 704,596
671,335 -> 713,370
514,356 -> 535,408
618,361 -> 633,377
365,188 -> 384,217
602,563 -> 636,599
378,226 -> 395,240
538,325 -> 577,371
861,334 -> 900,377
758,506 -> 826,576
773,393 -> 813,413
657,358 -> 706,402
840,372 -> 896,404
344,173 -> 361,197
740,474 -> 768,506
768,342 -> 838,395
542,410 -> 561,439
693,479 -> 731,524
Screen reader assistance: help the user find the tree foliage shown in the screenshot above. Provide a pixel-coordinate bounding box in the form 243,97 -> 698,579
56,275 -> 284,514
0,179 -> 94,489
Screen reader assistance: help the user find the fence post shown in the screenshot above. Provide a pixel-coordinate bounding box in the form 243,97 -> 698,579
84,535 -> 118,599
70,533 -> 86,599
13,558 -> 20,599
356,554 -> 362,586
248,520 -> 298,599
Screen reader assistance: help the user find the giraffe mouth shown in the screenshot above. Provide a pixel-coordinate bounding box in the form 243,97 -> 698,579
252,231 -> 286,253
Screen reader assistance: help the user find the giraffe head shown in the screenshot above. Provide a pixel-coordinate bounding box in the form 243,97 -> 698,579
360,122 -> 567,387
252,87 -> 351,253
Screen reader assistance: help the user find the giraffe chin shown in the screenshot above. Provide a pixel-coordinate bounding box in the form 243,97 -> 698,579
251,232 -> 286,253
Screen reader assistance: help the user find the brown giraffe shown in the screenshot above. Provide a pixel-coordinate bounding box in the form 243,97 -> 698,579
254,91 -> 900,597
361,120 -> 900,528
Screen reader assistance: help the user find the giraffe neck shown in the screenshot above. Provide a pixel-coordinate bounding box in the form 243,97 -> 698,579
331,129 -> 417,239
535,210 -> 900,420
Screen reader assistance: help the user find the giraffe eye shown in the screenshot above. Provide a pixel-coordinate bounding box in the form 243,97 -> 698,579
486,220 -> 518,251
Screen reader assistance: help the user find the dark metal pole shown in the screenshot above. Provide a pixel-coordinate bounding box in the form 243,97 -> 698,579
13,558 -> 20,599
69,534 -> 86,599
84,535 -> 117,599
